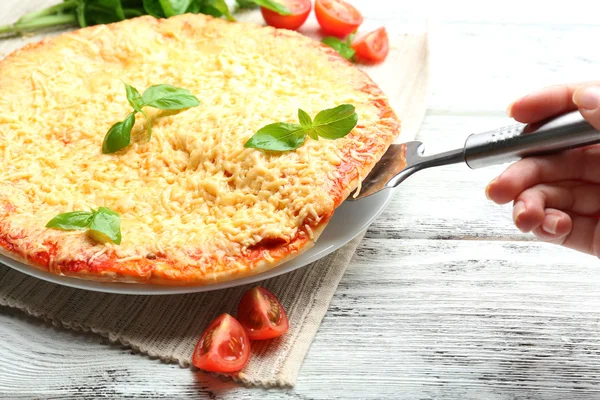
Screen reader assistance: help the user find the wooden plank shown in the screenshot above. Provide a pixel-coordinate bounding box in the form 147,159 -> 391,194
426,22 -> 600,114
300,238 -> 600,399
1,238 -> 599,398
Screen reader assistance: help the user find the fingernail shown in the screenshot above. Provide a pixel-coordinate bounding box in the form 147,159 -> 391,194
506,102 -> 514,118
513,201 -> 525,223
573,86 -> 600,110
485,178 -> 498,200
542,215 -> 561,235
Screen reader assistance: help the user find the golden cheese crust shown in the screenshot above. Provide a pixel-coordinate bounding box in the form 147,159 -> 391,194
0,14 -> 401,285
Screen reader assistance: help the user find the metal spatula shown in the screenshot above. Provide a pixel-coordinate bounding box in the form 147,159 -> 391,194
348,110 -> 600,201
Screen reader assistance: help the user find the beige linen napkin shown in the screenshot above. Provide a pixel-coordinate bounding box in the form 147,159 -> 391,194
0,11 -> 429,387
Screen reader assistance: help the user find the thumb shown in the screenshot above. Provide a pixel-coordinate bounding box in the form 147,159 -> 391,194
572,85 -> 600,130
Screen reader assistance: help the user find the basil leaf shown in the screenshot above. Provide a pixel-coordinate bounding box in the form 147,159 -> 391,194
313,104 -> 356,125
46,207 -> 122,245
141,84 -> 200,110
312,104 -> 358,139
298,109 -> 318,140
244,123 -> 306,151
123,8 -> 146,18
186,0 -> 203,13
97,0 -> 126,20
312,122 -> 356,140
76,3 -> 87,27
121,0 -> 147,7
346,32 -> 356,45
143,0 -> 165,17
247,104 -> 359,151
247,0 -> 291,15
159,0 -> 192,17
235,0 -> 258,9
84,0 -> 126,25
305,128 -> 318,141
202,0 -> 236,21
102,112 -> 136,154
89,207 -> 122,245
298,109 -> 312,129
125,83 -> 143,111
46,211 -> 94,230
321,36 -> 356,61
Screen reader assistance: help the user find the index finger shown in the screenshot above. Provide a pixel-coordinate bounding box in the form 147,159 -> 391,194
507,81 -> 600,123
485,145 -> 600,204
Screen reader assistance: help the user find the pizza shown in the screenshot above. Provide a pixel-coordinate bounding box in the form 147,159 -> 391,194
0,13 -> 401,285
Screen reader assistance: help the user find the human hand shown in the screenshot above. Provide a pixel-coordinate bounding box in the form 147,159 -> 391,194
486,82 -> 600,255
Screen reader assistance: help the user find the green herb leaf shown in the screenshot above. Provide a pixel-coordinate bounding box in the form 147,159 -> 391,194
83,0 -> 127,25
102,82 -> 199,153
321,36 -> 356,61
143,0 -> 166,17
245,104 -> 358,151
346,32 -> 356,45
244,123 -> 306,151
97,0 -> 126,20
45,211 -> 94,230
102,112 -> 136,154
125,83 -> 143,111
235,0 -> 259,9
298,109 -> 318,140
141,84 -> 200,110
160,0 -> 192,17
202,0 -> 236,21
142,0 -> 192,18
311,104 -> 358,139
185,0 -> 202,13
46,207 -> 122,245
0,0 -> 238,37
89,207 -> 122,245
298,109 -> 312,129
123,7 -> 146,18
75,3 -> 87,27
247,0 -> 291,15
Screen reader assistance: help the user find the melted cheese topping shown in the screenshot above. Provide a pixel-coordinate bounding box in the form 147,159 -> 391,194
0,14 -> 386,273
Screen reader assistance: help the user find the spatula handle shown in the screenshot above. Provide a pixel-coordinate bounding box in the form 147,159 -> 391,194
464,111 -> 600,169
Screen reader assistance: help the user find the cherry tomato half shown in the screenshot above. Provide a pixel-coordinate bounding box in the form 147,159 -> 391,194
261,0 -> 312,31
237,286 -> 289,340
352,27 -> 389,63
192,313 -> 251,373
314,0 -> 363,38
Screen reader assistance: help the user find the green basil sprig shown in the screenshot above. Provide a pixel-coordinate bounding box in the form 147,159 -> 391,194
102,82 -> 200,154
46,207 -> 122,245
244,0 -> 291,14
144,0 -> 235,21
321,35 -> 356,61
235,0 -> 259,9
0,0 -> 240,37
244,104 -> 358,151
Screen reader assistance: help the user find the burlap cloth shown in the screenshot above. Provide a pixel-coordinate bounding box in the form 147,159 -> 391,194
0,9 -> 429,387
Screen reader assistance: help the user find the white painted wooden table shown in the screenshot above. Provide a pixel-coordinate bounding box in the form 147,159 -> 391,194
2,1 -> 600,398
